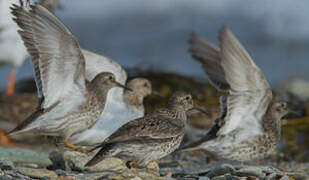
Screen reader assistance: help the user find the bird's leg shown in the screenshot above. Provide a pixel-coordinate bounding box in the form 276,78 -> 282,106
62,139 -> 88,153
0,131 -> 27,147
6,68 -> 15,96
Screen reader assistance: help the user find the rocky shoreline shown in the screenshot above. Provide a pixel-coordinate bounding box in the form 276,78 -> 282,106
0,147 -> 308,180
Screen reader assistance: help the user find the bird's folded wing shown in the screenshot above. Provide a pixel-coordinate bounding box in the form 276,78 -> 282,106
106,109 -> 184,143
216,26 -> 272,135
188,33 -> 230,91
11,4 -> 87,109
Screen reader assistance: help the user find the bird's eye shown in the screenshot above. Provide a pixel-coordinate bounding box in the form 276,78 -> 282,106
144,83 -> 148,87
281,103 -> 287,108
185,96 -> 191,100
109,76 -> 113,80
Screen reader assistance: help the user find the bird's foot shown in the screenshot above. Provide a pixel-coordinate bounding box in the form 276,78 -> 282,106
62,140 -> 88,153
126,161 -> 139,169
0,131 -> 27,147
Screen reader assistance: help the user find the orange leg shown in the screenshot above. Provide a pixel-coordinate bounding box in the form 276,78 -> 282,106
6,68 -> 16,96
63,139 -> 88,153
0,130 -> 27,147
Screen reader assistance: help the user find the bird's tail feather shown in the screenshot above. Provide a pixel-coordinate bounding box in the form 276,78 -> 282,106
85,143 -> 116,167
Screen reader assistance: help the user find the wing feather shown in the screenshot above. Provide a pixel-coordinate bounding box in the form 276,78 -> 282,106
11,4 -> 87,109
105,109 -> 183,143
188,33 -> 230,91
217,27 -> 272,135
189,27 -> 273,138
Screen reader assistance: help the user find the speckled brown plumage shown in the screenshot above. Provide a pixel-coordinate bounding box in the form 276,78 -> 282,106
85,91 -> 193,167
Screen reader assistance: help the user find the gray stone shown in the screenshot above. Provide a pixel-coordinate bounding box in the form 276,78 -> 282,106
279,176 -> 289,180
265,173 -> 277,180
212,175 -> 227,180
49,151 -> 66,170
55,169 -> 67,176
0,147 -> 51,167
0,159 -> 14,170
235,166 -> 266,179
61,150 -> 125,171
285,172 -> 309,180
206,164 -> 235,178
16,167 -> 58,179
198,176 -> 210,180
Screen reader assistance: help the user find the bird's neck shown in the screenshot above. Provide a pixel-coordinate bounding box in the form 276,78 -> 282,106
123,91 -> 144,110
87,81 -> 108,107
168,106 -> 187,123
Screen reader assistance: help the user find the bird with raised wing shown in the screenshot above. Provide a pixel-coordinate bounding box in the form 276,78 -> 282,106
85,91 -> 199,167
181,27 -> 292,162
8,4 -> 130,151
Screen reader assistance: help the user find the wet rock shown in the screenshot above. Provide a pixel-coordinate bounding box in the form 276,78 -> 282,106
16,167 -> 58,179
0,147 -> 51,167
285,172 -> 309,180
198,177 -> 210,180
54,150 -> 125,171
0,159 -> 14,170
206,164 -> 235,178
211,175 -> 227,180
279,176 -> 289,180
48,151 -> 66,170
265,173 -> 277,180
235,166 -> 266,179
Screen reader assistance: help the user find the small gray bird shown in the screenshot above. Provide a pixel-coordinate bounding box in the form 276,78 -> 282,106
85,91 -> 196,167
181,27 -> 292,162
8,4 -> 130,150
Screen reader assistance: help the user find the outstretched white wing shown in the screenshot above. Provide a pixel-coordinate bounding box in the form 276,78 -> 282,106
217,27 -> 272,136
12,4 -> 87,109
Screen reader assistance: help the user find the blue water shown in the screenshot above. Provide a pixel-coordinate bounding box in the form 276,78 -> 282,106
1,0 -> 309,90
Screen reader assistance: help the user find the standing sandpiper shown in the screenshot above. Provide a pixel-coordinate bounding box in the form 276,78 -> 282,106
181,27 -> 293,162
8,4 -> 130,151
85,91 -> 197,167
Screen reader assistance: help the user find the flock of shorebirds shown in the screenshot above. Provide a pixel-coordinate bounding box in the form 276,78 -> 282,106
0,0 -> 295,168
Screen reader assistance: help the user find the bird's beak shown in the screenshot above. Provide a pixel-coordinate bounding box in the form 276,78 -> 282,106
152,90 -> 163,97
189,106 -> 209,115
115,81 -> 132,91
287,105 -> 301,116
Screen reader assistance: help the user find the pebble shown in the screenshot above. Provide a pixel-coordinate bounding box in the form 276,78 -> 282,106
279,176 -> 290,180
198,177 -> 210,180
206,164 -> 235,178
16,167 -> 58,179
265,173 -> 277,180
0,159 -> 14,170
235,166 -> 266,179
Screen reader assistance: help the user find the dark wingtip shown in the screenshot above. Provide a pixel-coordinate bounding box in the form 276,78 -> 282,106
85,158 -> 96,167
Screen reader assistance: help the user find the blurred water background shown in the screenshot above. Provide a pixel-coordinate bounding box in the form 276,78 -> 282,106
0,0 -> 309,90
